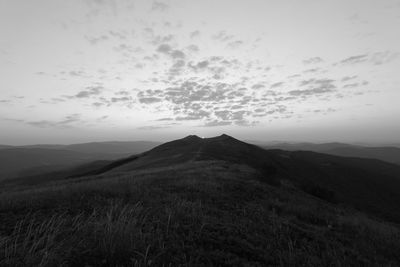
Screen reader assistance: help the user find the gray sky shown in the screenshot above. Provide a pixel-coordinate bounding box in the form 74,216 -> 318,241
1,0 -> 400,145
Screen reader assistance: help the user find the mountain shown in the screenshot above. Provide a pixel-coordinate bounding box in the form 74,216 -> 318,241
259,142 -> 400,165
0,141 -> 160,180
81,135 -> 398,223
10,134 -> 399,223
1,135 -> 400,266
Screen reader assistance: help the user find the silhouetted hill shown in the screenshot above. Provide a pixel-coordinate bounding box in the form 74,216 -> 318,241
260,142 -> 400,165
109,135 -> 277,176
85,134 -> 400,223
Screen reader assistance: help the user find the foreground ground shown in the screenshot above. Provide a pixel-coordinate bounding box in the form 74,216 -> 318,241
0,160 -> 399,266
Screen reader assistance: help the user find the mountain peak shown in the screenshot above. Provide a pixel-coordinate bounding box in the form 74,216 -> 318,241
205,134 -> 239,142
182,135 -> 202,141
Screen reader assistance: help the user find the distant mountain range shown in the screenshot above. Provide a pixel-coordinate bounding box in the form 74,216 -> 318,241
0,141 -> 161,180
254,141 -> 400,165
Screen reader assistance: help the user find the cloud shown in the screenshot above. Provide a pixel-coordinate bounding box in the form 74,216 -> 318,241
157,44 -> 172,54
27,114 -> 82,128
151,1 -> 169,11
59,114 -> 81,124
133,74 -> 306,126
298,78 -> 336,91
270,82 -> 284,88
176,115 -> 203,121
69,70 -> 85,77
150,34 -> 175,46
299,79 -> 315,86
370,51 -> 398,65
186,44 -> 199,53
108,30 -> 127,40
214,110 -> 231,120
190,31 -> 200,39
313,108 -> 337,115
171,50 -> 185,59
227,40 -> 243,49
341,75 -> 358,82
343,83 -> 359,88
303,57 -> 323,64
212,31 -> 234,42
337,51 -> 398,66
92,102 -> 105,107
234,120 -> 257,126
188,60 -> 209,71
27,120 -> 55,128
74,86 -> 103,98
251,83 -> 265,89
204,120 -> 232,127
339,54 -> 369,64
138,97 -> 162,104
289,87 -> 335,96
85,35 -> 109,45
96,115 -> 108,122
137,125 -> 170,130
115,90 -> 130,96
290,79 -> 337,96
303,68 -> 320,73
156,117 -> 173,121
111,97 -> 131,102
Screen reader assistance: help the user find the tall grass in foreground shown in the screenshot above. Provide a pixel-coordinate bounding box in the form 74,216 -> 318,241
2,199 -> 400,266
0,202 -> 157,266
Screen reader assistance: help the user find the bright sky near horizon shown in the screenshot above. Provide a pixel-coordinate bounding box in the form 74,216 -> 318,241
1,0 -> 400,145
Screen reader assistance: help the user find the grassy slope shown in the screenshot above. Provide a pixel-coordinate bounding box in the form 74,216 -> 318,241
0,161 -> 399,266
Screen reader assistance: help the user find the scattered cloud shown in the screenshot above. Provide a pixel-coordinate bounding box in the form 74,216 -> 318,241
270,82 -> 284,88
341,75 -> 358,82
157,44 -> 172,54
212,31 -> 234,42
190,30 -> 200,38
289,87 -> 335,96
137,125 -> 170,130
370,51 -> 398,65
339,54 -> 369,65
27,114 -> 83,128
303,57 -> 323,64
151,1 -> 169,12
204,120 -> 232,127
73,86 -> 104,98
111,97 -> 131,103
343,83 -> 359,88
227,40 -> 243,49
171,50 -> 185,59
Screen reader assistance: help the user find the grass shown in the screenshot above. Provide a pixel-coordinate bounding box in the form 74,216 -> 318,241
0,161 -> 400,266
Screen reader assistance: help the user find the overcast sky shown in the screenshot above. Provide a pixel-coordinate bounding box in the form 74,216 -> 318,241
1,0 -> 400,145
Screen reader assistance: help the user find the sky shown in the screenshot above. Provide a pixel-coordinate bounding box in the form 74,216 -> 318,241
1,0 -> 400,145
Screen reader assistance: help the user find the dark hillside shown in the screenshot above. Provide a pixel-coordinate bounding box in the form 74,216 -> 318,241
98,135 -> 400,223
0,161 -> 399,266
